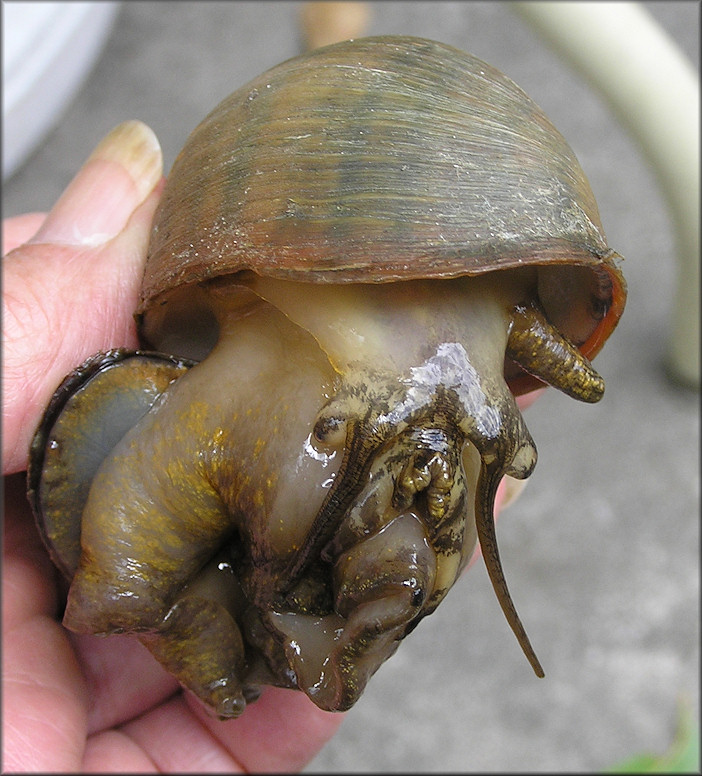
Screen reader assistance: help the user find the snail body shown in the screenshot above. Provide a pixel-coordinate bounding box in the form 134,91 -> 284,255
28,36 -> 625,717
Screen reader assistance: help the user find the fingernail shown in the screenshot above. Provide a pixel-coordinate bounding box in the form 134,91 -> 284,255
30,120 -> 162,247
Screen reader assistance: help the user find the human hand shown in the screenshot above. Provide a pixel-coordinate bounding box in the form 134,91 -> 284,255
2,121 -> 343,772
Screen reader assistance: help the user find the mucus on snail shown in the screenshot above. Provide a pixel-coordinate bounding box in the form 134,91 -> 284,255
27,36 -> 626,718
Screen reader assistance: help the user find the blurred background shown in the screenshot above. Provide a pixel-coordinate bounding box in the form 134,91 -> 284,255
3,2 -> 699,772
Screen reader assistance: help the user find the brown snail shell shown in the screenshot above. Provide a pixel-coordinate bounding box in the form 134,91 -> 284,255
139,35 -> 625,378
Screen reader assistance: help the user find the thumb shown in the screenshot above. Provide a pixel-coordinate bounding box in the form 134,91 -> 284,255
28,120 -> 162,249
3,121 -> 163,475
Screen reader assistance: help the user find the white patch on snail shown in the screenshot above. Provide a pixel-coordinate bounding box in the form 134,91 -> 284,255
377,342 -> 502,439
301,433 -> 337,466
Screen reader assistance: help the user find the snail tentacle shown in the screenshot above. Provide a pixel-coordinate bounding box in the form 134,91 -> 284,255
474,457 -> 545,678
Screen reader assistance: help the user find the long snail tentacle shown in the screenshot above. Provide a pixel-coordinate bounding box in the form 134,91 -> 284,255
474,457 -> 545,678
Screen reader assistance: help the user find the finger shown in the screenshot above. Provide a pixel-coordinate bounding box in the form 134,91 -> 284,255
2,212 -> 46,255
93,694 -> 245,773
2,474 -> 89,772
83,728 -> 159,773
97,682 -> 343,773
186,686 -> 344,772
2,615 -> 89,772
4,472 -> 178,760
29,120 -> 162,248
2,121 -> 164,475
516,387 -> 545,413
80,648 -> 341,772
3,473 -> 59,626
70,631 -> 180,735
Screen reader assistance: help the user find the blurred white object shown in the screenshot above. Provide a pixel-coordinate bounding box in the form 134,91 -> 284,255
512,1 -> 700,388
2,1 -> 120,181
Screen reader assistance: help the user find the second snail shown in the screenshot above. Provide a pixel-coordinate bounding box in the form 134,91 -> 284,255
29,36 -> 626,718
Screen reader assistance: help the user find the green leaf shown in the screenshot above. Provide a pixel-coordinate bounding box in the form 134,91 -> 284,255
606,699 -> 700,774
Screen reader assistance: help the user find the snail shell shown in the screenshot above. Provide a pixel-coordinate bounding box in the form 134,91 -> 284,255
139,35 -> 624,374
